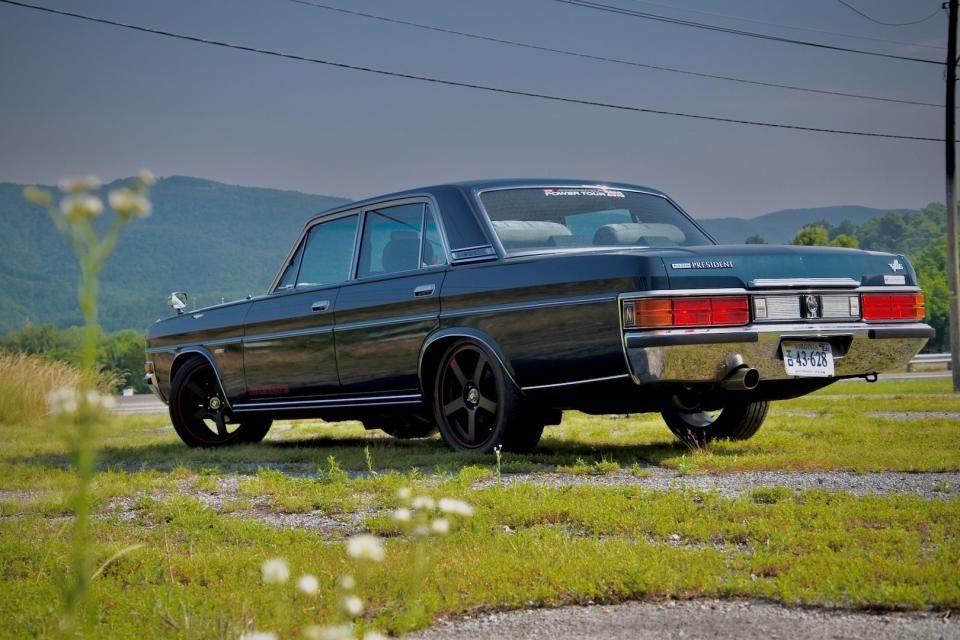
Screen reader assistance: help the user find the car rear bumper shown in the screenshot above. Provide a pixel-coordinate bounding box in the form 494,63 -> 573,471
623,322 -> 933,384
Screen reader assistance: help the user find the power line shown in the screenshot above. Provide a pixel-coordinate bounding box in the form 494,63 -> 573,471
282,0 -> 946,108
835,0 -> 943,27
0,0 -> 944,143
551,0 -> 944,65
628,0 -> 946,50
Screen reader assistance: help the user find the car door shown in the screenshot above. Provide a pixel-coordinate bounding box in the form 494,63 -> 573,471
334,200 -> 448,394
242,212 -> 360,400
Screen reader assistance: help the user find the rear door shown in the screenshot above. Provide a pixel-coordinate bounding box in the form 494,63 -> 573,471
334,200 -> 448,394
242,212 -> 360,400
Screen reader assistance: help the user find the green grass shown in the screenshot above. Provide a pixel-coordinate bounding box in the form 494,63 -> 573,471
1,379 -> 958,637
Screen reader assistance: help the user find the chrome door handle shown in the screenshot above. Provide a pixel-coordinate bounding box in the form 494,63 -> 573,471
414,284 -> 436,297
311,300 -> 331,312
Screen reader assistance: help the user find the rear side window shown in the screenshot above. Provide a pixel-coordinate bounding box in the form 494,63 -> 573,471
357,203 -> 425,278
296,214 -> 359,288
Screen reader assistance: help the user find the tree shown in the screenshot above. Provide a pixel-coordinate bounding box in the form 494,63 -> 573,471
829,234 -> 859,248
744,234 -> 767,244
913,236 -> 951,352
791,225 -> 829,246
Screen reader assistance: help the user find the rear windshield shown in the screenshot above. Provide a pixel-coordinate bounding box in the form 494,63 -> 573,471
479,187 -> 713,253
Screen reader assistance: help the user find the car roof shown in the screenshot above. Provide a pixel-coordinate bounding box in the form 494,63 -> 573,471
306,179 -> 668,223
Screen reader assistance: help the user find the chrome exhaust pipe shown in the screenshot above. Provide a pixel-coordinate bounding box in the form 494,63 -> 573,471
720,366 -> 760,391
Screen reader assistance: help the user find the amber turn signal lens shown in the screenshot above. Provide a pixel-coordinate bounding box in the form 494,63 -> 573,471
861,292 -> 925,321
144,361 -> 155,374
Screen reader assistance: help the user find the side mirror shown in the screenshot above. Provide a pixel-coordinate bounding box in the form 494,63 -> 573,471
168,292 -> 188,314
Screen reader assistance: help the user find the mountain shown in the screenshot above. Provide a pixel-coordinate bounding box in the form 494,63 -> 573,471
700,205 -> 914,245
0,176 -> 915,335
0,176 -> 349,334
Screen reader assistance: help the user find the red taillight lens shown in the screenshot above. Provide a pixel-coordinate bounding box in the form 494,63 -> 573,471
861,292 -> 925,321
624,296 -> 749,329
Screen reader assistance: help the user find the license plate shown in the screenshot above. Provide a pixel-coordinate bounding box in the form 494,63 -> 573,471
782,341 -> 835,377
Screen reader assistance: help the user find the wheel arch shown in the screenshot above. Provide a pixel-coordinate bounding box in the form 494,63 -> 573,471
169,348 -> 233,410
418,328 -> 518,398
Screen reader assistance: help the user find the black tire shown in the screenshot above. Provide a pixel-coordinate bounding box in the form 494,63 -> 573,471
169,357 -> 272,447
661,400 -> 769,447
432,340 -> 541,454
364,414 -> 438,439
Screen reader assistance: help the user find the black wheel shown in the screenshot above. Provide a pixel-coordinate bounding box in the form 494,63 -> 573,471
661,400 -> 769,447
169,357 -> 272,447
432,340 -> 541,454
364,414 -> 437,439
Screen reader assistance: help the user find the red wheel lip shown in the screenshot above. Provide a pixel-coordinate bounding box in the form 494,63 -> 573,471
438,344 -> 502,450
175,362 -> 239,446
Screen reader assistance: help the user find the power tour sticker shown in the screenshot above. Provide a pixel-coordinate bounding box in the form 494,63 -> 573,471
542,188 -> 625,198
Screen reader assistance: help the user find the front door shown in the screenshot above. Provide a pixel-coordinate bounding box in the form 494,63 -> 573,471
334,201 -> 448,394
242,212 -> 360,400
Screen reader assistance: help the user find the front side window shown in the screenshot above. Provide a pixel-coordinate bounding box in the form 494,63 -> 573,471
357,203 -> 425,278
296,214 -> 359,288
479,187 -> 713,253
275,240 -> 305,291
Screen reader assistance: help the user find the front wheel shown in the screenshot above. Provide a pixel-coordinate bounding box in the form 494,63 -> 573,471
432,340 -> 542,454
661,400 -> 769,447
169,357 -> 272,447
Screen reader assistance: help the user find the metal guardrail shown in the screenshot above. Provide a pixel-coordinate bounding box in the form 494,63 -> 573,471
907,353 -> 952,371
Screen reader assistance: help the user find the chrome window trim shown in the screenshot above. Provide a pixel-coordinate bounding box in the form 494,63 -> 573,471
471,183 -> 718,258
522,373 -> 631,391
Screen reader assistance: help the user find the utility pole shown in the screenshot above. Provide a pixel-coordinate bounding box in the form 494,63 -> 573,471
947,0 -> 960,392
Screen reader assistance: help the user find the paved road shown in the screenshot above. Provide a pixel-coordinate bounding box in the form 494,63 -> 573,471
113,394 -> 167,415
408,600 -> 958,640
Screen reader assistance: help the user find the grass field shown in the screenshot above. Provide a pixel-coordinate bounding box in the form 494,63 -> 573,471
2,378 -> 958,638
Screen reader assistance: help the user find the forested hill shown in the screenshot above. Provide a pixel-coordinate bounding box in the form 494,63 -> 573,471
0,176 -> 349,333
700,205 -> 913,245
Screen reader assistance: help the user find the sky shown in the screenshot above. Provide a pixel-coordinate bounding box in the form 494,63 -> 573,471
0,0 -> 950,218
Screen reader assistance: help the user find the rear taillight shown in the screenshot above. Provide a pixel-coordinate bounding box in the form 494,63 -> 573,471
623,296 -> 750,329
861,292 -> 925,321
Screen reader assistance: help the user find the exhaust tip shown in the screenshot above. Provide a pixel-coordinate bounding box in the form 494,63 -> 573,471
721,366 -> 760,391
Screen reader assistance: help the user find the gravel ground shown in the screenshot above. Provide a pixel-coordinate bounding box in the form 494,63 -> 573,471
407,599 -> 959,640
473,469 -> 960,499
866,412 -> 960,421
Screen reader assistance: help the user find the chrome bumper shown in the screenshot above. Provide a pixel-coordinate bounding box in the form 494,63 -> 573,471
144,372 -> 167,404
624,322 -> 933,384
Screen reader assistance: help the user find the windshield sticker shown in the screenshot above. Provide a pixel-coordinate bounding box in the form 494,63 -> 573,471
543,188 -> 625,198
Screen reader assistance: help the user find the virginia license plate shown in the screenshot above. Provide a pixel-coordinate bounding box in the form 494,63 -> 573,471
782,341 -> 835,377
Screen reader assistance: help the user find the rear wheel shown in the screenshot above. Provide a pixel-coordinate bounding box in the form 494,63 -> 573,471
432,340 -> 542,454
661,400 -> 769,447
169,357 -> 272,447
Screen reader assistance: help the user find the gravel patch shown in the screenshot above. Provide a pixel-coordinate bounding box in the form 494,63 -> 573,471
473,469 -> 960,499
407,599 -> 959,640
867,412 -> 960,421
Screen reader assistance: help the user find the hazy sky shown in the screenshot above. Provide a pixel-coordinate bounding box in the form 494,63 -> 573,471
0,0 -> 949,218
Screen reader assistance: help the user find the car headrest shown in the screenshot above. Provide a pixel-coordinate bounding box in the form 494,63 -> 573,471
382,230 -> 420,273
592,223 -> 685,246
491,220 -> 572,247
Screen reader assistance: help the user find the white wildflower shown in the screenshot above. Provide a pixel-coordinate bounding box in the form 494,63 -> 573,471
261,557 -> 289,584
342,594 -> 364,617
23,185 -> 52,207
240,633 -> 278,640
363,633 -> 389,640
58,175 -> 101,193
431,518 -> 450,535
392,507 -> 411,523
303,625 -> 354,640
137,168 -> 156,186
339,574 -> 356,590
84,389 -> 116,410
396,487 -> 412,500
59,194 -> 103,222
438,498 -> 474,517
108,188 -> 152,219
411,496 -> 435,511
296,573 -> 319,595
346,534 -> 384,562
46,386 -> 79,415
413,524 -> 430,537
